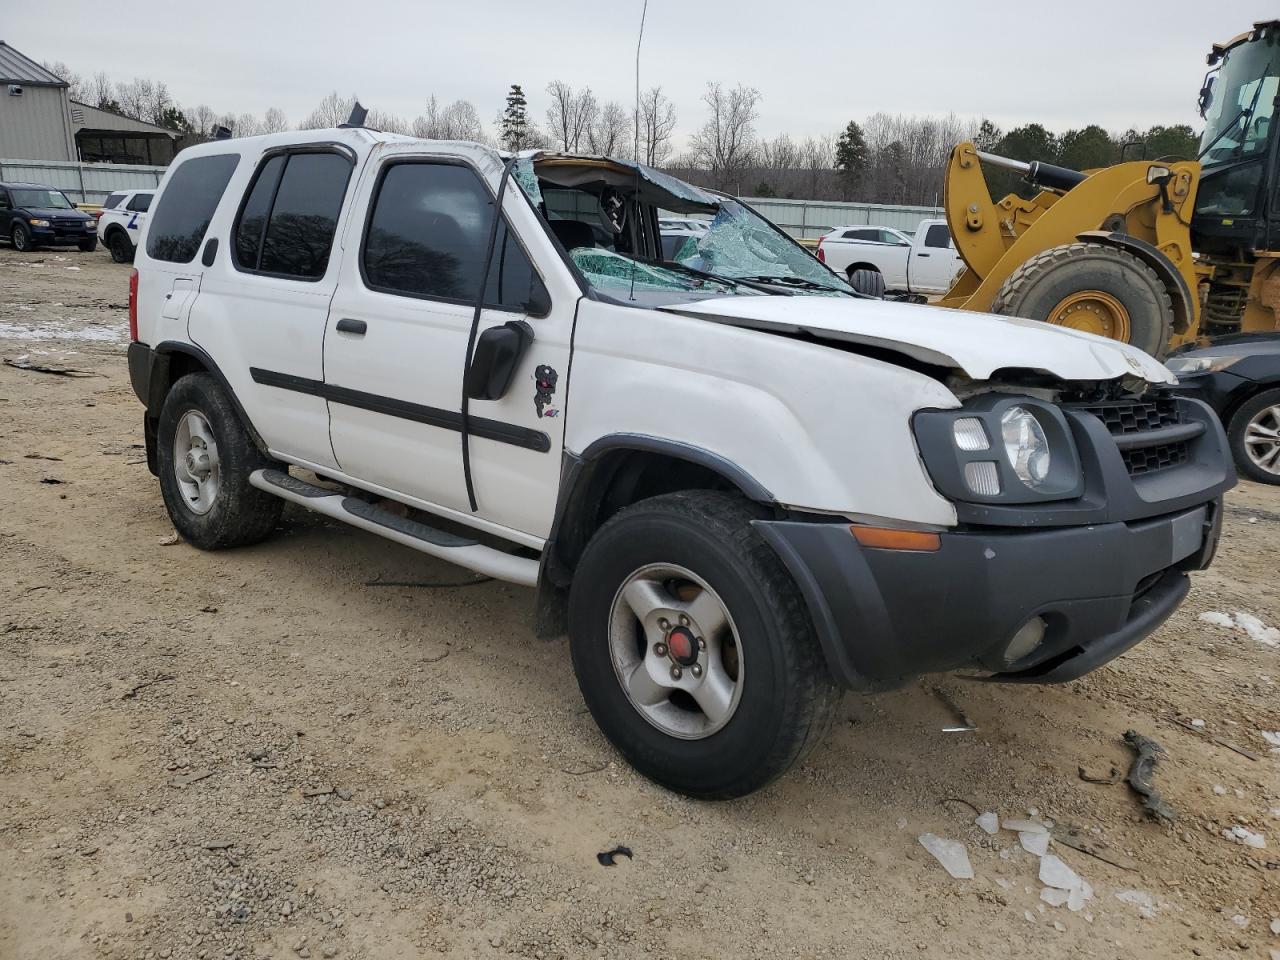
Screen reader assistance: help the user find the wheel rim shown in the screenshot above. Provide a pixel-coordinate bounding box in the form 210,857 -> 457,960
173,410 -> 221,515
1046,290 -> 1131,341
1244,404 -> 1280,475
13,227 -> 26,251
607,563 -> 744,740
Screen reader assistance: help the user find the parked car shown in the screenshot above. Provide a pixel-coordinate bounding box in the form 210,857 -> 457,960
126,129 -> 1233,798
1167,332 -> 1280,483
98,189 -> 154,263
816,219 -> 963,296
0,181 -> 97,252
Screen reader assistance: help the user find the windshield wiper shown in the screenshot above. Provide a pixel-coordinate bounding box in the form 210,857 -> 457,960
636,258 -> 787,295
734,274 -> 849,295
1199,62 -> 1272,162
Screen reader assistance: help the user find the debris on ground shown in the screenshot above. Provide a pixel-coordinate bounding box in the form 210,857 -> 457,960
932,687 -> 977,732
1199,610 -> 1280,647
1123,730 -> 1176,823
1224,825 -> 1266,849
918,834 -> 974,880
122,674 -> 175,699
596,845 -> 633,867
1078,764 -> 1120,785
158,532 -> 180,546
975,812 -> 999,835
1114,889 -> 1160,919
3,356 -> 96,376
1051,827 -> 1138,872
1019,831 -> 1050,856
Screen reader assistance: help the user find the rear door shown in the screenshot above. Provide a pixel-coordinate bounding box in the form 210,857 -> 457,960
187,145 -> 359,471
123,191 -> 152,248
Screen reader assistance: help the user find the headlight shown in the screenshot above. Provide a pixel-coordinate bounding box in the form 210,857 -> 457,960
1164,355 -> 1242,376
28,218 -> 50,227
1000,406 -> 1051,488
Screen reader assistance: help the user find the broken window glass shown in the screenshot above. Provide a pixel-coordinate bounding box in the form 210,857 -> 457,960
569,248 -> 737,294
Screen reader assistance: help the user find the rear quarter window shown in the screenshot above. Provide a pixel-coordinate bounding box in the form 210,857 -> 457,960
146,154 -> 240,263
102,192 -> 126,210
126,193 -> 153,213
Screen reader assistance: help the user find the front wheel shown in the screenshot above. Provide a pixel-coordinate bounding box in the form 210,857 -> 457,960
108,231 -> 134,263
78,236 -> 98,252
157,373 -> 283,549
568,491 -> 840,799
1228,388 -> 1280,484
11,223 -> 34,252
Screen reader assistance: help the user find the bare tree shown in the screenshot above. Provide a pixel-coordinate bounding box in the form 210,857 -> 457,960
690,83 -> 761,190
261,107 -> 289,134
300,92 -> 357,130
587,101 -> 630,157
234,113 -> 264,137
88,72 -> 115,109
636,86 -> 676,165
545,81 -> 597,152
185,104 -> 218,138
367,109 -> 410,135
412,96 -> 486,141
41,60 -> 85,101
799,135 -> 836,199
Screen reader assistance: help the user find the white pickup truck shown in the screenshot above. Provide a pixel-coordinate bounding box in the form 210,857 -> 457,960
816,219 -> 964,296
127,127 -> 1233,799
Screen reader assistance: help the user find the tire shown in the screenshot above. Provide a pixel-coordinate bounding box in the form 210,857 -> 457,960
990,242 -> 1174,358
849,266 -> 886,298
157,373 -> 283,549
78,236 -> 98,252
11,223 -> 34,252
568,490 -> 840,799
1227,387 -> 1280,484
108,231 -> 134,264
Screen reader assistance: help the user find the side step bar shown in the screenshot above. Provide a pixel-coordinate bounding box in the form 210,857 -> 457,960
249,469 -> 539,587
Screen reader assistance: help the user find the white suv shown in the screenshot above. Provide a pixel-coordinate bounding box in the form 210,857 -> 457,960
98,189 -> 154,263
126,127 -> 1233,797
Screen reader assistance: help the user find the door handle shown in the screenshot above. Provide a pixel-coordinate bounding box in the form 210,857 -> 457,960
916,253 -> 931,257
335,318 -> 367,335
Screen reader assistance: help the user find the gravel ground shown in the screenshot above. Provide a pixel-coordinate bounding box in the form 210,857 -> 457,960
1,245 -> 1278,960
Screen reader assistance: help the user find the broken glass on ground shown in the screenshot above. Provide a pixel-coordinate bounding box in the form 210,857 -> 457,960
1019,831 -> 1051,857
918,833 -> 974,880
975,812 -> 999,835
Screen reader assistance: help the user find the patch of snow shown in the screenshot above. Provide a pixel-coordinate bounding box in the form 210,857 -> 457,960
0,319 -> 126,343
1224,825 -> 1266,849
1199,611 -> 1236,628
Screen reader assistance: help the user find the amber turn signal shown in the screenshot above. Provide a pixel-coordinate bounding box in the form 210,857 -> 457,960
849,525 -> 942,552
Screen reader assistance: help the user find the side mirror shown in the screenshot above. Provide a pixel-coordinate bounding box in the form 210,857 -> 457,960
1198,73 -> 1216,119
1146,164 -> 1172,186
464,320 -> 534,401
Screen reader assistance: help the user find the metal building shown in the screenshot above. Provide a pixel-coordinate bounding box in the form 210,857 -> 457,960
0,41 -> 178,164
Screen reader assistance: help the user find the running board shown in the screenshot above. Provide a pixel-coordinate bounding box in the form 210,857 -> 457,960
249,469 -> 538,587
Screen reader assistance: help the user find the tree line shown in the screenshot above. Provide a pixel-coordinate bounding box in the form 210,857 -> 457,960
43,59 -> 1199,207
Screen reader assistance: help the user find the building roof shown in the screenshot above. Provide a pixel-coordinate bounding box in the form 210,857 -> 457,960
0,41 -> 68,86
71,101 -> 179,138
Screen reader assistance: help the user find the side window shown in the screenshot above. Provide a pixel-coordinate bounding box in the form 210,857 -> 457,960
126,193 -> 152,212
843,228 -> 875,242
362,161 -> 543,312
233,151 -> 352,280
880,230 -> 905,245
147,154 -> 240,263
924,224 -> 952,249
102,192 -> 126,210
0,191 -> 9,209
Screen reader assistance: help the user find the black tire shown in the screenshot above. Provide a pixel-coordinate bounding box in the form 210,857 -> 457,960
108,231 -> 134,264
990,242 -> 1174,358
1227,387 -> 1280,485
157,373 -> 283,549
849,266 -> 886,298
11,223 -> 34,252
78,236 -> 98,252
568,490 -> 840,799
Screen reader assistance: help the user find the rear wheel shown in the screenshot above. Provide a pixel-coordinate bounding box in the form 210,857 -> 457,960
108,231 -> 134,263
849,267 -> 886,298
568,491 -> 840,799
1228,388 -> 1280,484
991,242 -> 1174,357
157,373 -> 283,549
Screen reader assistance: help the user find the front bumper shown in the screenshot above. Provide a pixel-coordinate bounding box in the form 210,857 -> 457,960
29,222 -> 96,245
757,502 -> 1223,691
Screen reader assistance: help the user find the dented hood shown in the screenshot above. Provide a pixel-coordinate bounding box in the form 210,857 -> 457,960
659,296 -> 1176,385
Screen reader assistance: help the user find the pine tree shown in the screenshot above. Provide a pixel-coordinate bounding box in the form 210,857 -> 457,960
834,121 -> 868,200
501,84 -> 529,151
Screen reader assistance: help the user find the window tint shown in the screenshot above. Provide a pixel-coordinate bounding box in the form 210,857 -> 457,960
924,224 -> 952,248
842,228 -> 875,241
0,191 -> 9,209
126,193 -> 152,212
147,154 -> 239,263
234,155 -> 285,270
103,192 -> 126,209
363,162 -> 542,311
233,152 -> 351,279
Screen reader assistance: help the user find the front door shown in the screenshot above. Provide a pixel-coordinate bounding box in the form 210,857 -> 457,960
324,152 -> 576,540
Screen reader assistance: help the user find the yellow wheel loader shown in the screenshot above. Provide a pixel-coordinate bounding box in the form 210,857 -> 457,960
938,20 -> 1280,358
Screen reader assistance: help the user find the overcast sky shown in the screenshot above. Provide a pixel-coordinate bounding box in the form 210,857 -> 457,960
5,0 -> 1269,147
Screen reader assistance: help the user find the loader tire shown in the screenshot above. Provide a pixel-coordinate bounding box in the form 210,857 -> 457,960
990,242 -> 1174,358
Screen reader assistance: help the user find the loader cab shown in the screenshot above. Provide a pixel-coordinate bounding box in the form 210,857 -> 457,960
1192,20 -> 1280,253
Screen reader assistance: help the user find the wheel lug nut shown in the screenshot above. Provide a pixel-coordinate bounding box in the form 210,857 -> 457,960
690,664 -> 702,678
654,642 -> 667,657
696,637 -> 706,650
658,618 -> 670,631
678,614 -> 691,627
670,665 -> 682,680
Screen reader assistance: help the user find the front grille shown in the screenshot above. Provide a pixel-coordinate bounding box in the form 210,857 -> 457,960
1070,397 -> 1189,478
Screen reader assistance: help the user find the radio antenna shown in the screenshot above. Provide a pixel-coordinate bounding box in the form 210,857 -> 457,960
628,0 -> 649,302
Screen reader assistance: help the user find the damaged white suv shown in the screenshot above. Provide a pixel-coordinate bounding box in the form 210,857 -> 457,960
126,127 -> 1234,798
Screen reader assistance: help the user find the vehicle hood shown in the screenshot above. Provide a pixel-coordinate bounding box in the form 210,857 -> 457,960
23,206 -> 91,221
658,295 -> 1176,385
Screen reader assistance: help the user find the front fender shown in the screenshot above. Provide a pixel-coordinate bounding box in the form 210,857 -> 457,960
564,299 -> 960,527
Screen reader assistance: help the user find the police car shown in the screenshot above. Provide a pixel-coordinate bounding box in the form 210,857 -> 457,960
98,189 -> 154,263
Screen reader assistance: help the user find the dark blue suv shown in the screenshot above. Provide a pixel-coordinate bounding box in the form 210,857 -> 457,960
0,181 -> 97,252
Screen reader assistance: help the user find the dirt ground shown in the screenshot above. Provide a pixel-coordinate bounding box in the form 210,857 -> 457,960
1,245 -> 1278,960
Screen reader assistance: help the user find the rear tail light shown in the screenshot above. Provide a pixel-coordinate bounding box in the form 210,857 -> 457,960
128,268 -> 139,341
816,237 -> 825,263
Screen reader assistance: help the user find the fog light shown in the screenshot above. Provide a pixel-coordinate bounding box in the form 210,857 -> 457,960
964,461 -> 1001,496
1004,616 -> 1047,665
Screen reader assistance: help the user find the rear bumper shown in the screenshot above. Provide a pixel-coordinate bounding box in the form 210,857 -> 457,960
756,500 -> 1223,691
